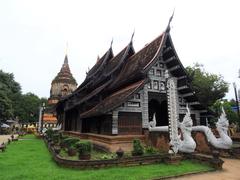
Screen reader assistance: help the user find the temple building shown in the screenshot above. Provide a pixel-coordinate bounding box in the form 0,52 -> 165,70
56,22 -> 209,136
43,54 -> 77,127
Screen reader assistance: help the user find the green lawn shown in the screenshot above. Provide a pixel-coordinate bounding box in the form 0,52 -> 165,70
0,134 -> 213,180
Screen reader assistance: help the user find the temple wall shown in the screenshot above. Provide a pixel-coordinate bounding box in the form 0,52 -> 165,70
146,130 -> 222,154
51,82 -> 77,97
145,131 -> 170,153
192,131 -> 212,154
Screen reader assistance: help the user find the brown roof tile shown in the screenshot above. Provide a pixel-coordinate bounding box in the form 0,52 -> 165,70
81,79 -> 146,118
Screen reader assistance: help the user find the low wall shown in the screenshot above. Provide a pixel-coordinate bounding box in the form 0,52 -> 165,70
147,130 -> 233,157
192,131 -> 212,154
146,131 -> 170,153
64,131 -> 145,152
46,141 -> 166,169
44,138 -> 223,170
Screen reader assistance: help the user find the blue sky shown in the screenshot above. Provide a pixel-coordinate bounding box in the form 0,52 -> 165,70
0,0 -> 239,100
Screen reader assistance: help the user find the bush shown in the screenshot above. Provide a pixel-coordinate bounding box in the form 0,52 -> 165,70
52,134 -> 60,144
76,141 -> 92,155
145,146 -> 158,154
62,137 -> 80,148
61,135 -> 69,140
45,128 -> 54,139
132,139 -> 144,156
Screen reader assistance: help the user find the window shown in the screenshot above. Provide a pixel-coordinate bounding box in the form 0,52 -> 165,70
149,68 -> 154,75
134,93 -> 140,99
156,69 -> 161,76
153,80 -> 159,90
147,82 -> 152,89
127,101 -> 141,107
155,62 -> 159,67
160,82 -> 165,90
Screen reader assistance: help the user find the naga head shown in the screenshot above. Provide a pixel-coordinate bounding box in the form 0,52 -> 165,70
149,113 -> 157,128
216,107 -> 229,133
181,104 -> 193,131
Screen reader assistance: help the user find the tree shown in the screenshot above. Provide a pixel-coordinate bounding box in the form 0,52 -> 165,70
0,69 -> 47,123
186,63 -> 229,108
16,93 -> 42,123
0,70 -> 21,121
0,90 -> 13,120
212,99 -> 238,124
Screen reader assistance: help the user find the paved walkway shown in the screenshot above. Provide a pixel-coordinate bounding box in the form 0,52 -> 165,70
175,158 -> 240,180
0,135 -> 18,144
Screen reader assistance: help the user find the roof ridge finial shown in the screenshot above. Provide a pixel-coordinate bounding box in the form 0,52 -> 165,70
166,8 -> 175,32
65,42 -> 68,55
110,38 -> 113,48
64,42 -> 68,64
96,55 -> 100,62
130,29 -> 135,43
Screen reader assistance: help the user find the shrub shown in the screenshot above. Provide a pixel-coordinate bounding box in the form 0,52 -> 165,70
76,141 -> 92,155
52,134 -> 60,144
61,135 -> 69,140
59,132 -> 63,139
132,139 -> 144,156
145,146 -> 158,154
62,137 -> 80,148
45,128 -> 54,139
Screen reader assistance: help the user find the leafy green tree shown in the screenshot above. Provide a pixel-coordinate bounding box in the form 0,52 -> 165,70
0,90 -> 13,120
0,70 -> 21,121
186,63 -> 229,108
0,69 -> 47,123
16,93 -> 42,123
212,99 -> 238,124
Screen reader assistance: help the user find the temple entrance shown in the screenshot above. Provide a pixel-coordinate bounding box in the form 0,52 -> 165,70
148,99 -> 168,126
159,100 -> 168,126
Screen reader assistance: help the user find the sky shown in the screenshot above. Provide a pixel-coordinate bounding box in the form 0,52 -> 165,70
0,0 -> 239,100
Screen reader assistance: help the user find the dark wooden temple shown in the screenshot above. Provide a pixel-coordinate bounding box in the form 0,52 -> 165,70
56,22 -> 208,137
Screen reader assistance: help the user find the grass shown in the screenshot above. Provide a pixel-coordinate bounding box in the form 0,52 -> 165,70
0,134 -> 214,180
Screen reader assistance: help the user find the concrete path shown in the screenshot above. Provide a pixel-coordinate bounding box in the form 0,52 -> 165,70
0,135 -> 18,144
175,158 -> 240,180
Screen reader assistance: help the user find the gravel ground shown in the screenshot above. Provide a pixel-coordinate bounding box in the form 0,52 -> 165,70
174,158 -> 240,180
0,135 -> 18,144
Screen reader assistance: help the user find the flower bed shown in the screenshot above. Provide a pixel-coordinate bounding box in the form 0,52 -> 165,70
44,138 -> 223,170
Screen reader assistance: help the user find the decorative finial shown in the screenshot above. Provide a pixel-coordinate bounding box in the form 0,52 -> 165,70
186,103 -> 190,114
221,106 -> 226,116
65,42 -> 68,55
96,55 -> 100,62
130,29 -> 135,42
110,38 -> 113,48
166,9 -> 175,32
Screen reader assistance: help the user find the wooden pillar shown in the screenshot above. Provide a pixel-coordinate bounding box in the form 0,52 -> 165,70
63,112 -> 66,131
195,112 -> 200,125
112,111 -> 118,135
76,109 -> 82,133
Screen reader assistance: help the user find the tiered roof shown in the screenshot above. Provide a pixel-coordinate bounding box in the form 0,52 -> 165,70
52,55 -> 77,85
57,25 -> 205,118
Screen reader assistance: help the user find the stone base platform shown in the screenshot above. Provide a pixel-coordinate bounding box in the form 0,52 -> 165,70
63,131 -> 145,152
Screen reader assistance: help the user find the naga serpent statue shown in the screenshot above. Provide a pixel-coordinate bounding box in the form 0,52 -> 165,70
148,105 -> 232,152
178,105 -> 196,153
148,104 -> 196,153
192,107 -> 232,149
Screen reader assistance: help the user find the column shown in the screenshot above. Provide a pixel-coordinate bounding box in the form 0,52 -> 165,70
112,111 -> 118,135
142,86 -> 149,128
